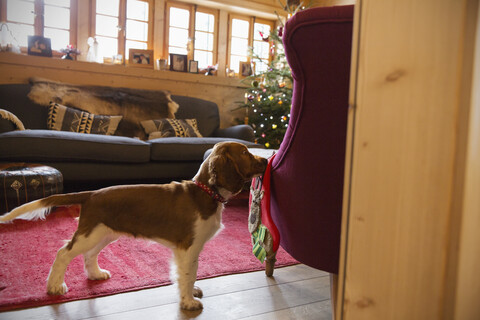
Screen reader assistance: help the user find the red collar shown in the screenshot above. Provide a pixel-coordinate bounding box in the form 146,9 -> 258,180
193,180 -> 228,204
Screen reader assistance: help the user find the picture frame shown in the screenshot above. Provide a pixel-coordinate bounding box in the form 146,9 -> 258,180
188,60 -> 198,73
128,49 -> 154,68
27,35 -> 52,57
170,54 -> 188,72
239,61 -> 254,78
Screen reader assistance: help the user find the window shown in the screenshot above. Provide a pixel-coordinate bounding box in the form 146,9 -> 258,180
229,16 -> 250,74
165,2 -> 218,70
125,0 -> 150,54
194,11 -> 216,69
2,0 -> 76,51
94,0 -> 152,61
167,4 -> 190,56
228,15 -> 274,74
252,21 -> 272,73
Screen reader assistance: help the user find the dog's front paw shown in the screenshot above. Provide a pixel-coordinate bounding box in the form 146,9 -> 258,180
193,286 -> 203,298
47,282 -> 68,295
180,298 -> 203,311
87,269 -> 111,281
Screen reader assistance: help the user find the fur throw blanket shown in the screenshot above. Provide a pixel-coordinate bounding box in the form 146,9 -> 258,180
27,77 -> 179,140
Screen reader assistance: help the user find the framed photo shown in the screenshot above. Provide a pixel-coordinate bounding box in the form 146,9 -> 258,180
128,49 -> 154,68
27,36 -> 52,57
239,61 -> 254,78
188,60 -> 198,73
170,54 -> 188,72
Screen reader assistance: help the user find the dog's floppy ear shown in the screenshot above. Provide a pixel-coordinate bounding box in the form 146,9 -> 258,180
208,154 -> 245,193
208,155 -> 224,186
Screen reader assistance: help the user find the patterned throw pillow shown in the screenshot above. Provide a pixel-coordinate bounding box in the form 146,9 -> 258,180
141,118 -> 202,140
47,102 -> 122,135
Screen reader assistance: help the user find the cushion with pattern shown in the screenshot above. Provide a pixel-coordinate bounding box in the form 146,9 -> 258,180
141,118 -> 202,140
47,102 -> 122,135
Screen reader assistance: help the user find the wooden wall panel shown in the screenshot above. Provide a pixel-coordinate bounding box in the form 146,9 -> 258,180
316,0 -> 355,7
339,0 -> 480,319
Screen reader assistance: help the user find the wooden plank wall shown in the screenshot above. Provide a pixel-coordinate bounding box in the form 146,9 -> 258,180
339,0 -> 480,319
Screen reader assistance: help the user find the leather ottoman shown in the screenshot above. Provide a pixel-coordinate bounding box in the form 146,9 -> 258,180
0,163 -> 63,215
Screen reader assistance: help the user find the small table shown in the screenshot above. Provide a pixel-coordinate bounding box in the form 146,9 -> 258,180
203,147 -> 277,161
247,148 -> 277,159
0,163 -> 63,215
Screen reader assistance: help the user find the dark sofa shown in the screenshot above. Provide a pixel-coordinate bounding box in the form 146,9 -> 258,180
0,83 -> 260,191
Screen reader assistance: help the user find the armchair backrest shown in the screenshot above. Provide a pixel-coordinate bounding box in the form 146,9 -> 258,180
270,5 -> 354,273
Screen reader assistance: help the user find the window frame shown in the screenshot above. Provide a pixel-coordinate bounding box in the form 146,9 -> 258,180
91,0 -> 153,62
164,1 -> 219,68
0,0 -> 78,55
227,14 -> 274,75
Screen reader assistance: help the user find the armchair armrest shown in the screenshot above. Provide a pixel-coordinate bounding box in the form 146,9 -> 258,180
213,124 -> 255,142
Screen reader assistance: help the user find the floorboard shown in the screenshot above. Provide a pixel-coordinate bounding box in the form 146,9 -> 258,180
0,265 -> 332,320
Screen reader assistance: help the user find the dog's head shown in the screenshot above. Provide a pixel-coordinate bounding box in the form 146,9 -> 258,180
206,142 -> 268,195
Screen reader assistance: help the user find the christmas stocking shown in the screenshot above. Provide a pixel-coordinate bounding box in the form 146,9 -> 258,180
248,154 -> 280,276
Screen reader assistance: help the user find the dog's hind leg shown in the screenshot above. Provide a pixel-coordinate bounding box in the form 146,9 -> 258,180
84,233 -> 119,280
47,224 -> 111,295
173,247 -> 203,311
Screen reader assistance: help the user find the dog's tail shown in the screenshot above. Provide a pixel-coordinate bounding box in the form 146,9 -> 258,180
0,191 -> 93,224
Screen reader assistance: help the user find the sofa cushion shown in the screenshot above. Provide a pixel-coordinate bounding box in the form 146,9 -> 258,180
0,130 -> 150,163
141,118 -> 202,139
48,103 -> 122,135
149,137 -> 260,161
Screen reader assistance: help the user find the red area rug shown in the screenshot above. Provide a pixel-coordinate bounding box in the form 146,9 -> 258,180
0,198 -> 297,311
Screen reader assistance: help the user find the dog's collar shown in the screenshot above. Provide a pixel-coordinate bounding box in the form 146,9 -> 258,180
193,180 -> 228,204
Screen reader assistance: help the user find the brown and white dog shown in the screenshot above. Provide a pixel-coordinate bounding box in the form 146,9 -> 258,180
0,142 -> 267,310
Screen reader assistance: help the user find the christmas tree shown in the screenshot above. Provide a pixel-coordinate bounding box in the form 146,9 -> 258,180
237,1 -> 307,149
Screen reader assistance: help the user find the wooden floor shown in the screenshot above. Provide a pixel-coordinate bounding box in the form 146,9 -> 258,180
1,264 -> 332,320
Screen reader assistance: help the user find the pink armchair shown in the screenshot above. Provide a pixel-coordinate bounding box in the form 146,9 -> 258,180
270,5 -> 354,274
